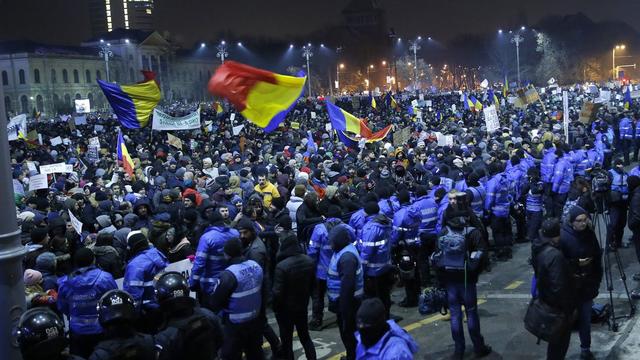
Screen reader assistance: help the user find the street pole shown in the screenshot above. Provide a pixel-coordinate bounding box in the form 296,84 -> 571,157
409,38 -> 421,91
511,34 -> 523,86
613,48 -> 616,80
98,42 -> 113,82
217,41 -> 228,64
302,44 -> 313,97
0,76 -> 27,360
336,65 -> 340,93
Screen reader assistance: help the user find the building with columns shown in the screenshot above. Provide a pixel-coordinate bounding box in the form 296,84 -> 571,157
1,29 -> 215,117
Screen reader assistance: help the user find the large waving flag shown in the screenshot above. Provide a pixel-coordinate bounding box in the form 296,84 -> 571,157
117,130 -> 135,177
463,93 -> 474,110
624,87 -> 632,110
207,61 -> 306,132
326,101 -> 392,148
98,72 -> 161,129
470,95 -> 483,111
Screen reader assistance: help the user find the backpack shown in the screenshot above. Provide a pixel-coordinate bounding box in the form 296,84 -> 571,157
418,287 -> 448,315
170,314 -> 218,360
560,197 -> 579,224
433,227 -> 467,271
92,334 -> 157,360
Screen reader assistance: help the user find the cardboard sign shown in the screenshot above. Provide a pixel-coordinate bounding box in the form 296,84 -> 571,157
578,102 -> 602,124
27,162 -> 37,173
483,105 -> 500,133
167,133 -> 183,149
232,125 -> 245,136
74,115 -> 87,125
74,99 -> 91,114
310,111 -> 317,119
40,163 -> 73,175
393,126 -> 411,148
68,210 -> 83,235
291,122 -> 300,129
28,174 -> 49,191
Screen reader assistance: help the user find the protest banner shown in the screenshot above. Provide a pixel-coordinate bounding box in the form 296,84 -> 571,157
483,105 -> 500,133
28,174 -> 49,191
310,111 -> 317,119
152,108 -> 201,130
68,210 -> 83,235
27,162 -> 37,173
167,133 -> 183,149
393,126 -> 411,147
74,99 -> 91,114
40,163 -> 73,174
49,136 -> 63,146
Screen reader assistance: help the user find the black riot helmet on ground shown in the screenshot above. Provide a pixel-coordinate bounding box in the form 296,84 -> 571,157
15,308 -> 66,360
98,289 -> 137,327
154,271 -> 195,312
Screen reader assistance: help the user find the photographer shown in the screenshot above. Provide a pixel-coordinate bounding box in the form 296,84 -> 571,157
560,206 -> 603,360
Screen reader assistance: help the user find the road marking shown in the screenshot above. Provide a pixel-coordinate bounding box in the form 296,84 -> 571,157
504,280 -> 524,290
327,300 -> 488,360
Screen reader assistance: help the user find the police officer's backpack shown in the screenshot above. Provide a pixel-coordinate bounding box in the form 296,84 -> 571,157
169,313 -> 219,360
91,334 -> 157,360
418,287 -> 448,315
432,227 -> 467,271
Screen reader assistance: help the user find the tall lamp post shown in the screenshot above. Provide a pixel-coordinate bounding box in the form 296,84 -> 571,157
336,63 -> 344,94
366,64 -> 374,91
511,30 -> 524,86
302,44 -> 313,97
98,40 -> 113,82
217,41 -> 228,64
409,36 -> 421,90
612,44 -> 626,80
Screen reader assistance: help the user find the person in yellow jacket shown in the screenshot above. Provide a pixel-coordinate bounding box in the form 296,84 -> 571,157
255,174 -> 280,208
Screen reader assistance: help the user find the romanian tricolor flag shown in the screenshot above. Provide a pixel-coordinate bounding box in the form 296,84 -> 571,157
488,89 -> 500,108
326,101 -> 392,148
370,95 -> 377,109
463,93 -> 475,110
470,95 -> 483,111
214,101 -> 224,114
98,73 -> 161,129
503,75 -> 509,97
117,130 -> 135,177
624,87 -> 632,110
207,61 -> 306,132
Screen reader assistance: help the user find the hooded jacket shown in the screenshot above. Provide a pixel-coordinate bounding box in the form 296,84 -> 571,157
355,320 -> 419,360
93,245 -> 124,278
271,238 -> 315,314
308,218 -> 344,280
189,225 -> 240,294
358,214 -> 393,277
285,195 -> 304,230
532,233 -> 573,312
559,224 -> 603,301
123,247 -> 169,310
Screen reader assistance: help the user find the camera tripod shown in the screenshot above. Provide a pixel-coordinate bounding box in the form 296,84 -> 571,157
591,195 -> 636,331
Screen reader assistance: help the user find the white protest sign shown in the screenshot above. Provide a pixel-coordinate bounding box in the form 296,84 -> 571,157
310,111 -> 317,119
451,104 -> 456,112
62,138 -> 71,145
480,79 -> 489,88
419,94 -> 425,101
74,115 -> 87,125
325,123 -> 332,132
425,100 -> 432,107
230,113 -> 236,121
631,90 -> 640,99
89,137 -> 100,147
232,124 -> 245,136
483,105 -> 500,133
411,99 -> 419,107
435,132 -> 447,147
27,162 -> 37,173
599,90 -> 611,102
68,210 -> 83,235
7,114 -> 27,141
50,136 -> 63,146
74,99 -> 91,114
40,163 -> 73,175
28,174 -> 49,191
94,125 -> 104,132
152,108 -> 201,130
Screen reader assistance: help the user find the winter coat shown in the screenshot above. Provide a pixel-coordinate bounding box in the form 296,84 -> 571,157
628,186 -> 640,231
308,218 -> 344,280
93,245 -> 124,278
285,196 -> 304,230
167,238 -> 194,263
355,320 -> 419,360
189,226 -> 239,294
533,236 -> 574,312
271,241 -> 315,314
296,201 -> 324,242
559,224 -> 603,301
123,247 -> 168,310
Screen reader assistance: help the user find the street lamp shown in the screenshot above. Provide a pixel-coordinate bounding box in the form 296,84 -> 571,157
98,42 -> 113,82
511,30 -> 524,86
612,44 -> 626,79
336,63 -> 344,92
217,41 -> 228,64
409,37 -> 422,90
302,44 -> 313,96
367,64 -> 374,90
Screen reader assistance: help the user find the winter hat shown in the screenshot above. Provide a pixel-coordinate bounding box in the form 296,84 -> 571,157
154,176 -> 167,187
223,238 -> 243,258
294,184 -> 306,198
35,252 -> 56,272
541,218 -> 561,238
568,206 -> 588,223
96,215 -> 112,228
23,269 -> 42,286
30,227 -> 49,244
325,186 -> 338,200
123,213 -> 139,228
127,231 -> 149,253
74,247 -> 95,267
236,218 -> 255,232
356,298 -> 387,328
276,214 -> 292,231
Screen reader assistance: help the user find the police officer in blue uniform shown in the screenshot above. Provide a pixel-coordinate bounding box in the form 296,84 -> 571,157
355,298 -> 418,360
328,224 -> 364,360
207,237 -> 264,360
391,190 -> 421,307
540,141 -> 557,215
57,248 -> 118,358
608,158 -> 629,249
189,212 -> 240,307
154,272 -> 223,360
413,185 -> 438,286
89,289 -> 158,360
619,113 -> 634,165
123,231 -> 168,333
485,163 -> 512,260
16,308 -> 85,360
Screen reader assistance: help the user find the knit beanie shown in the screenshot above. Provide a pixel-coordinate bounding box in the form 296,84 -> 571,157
223,238 -> 243,258
74,247 -> 95,267
541,218 -> 561,238
356,298 -> 386,328
24,269 -> 43,286
568,206 -> 588,223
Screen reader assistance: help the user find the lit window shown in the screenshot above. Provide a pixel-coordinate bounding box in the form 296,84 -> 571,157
106,11 -> 111,16
146,9 -> 152,14
125,21 -> 129,28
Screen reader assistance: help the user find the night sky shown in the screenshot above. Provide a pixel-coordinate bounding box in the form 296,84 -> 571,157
0,0 -> 638,46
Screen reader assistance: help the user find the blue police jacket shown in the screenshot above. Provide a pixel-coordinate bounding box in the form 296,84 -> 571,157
541,149 -> 557,184
355,320 -> 419,360
484,173 -> 510,217
390,205 -> 421,246
225,260 -> 263,324
526,182 -> 544,213
572,149 -> 589,176
308,218 -> 343,280
412,195 -> 438,235
435,196 -> 449,234
124,247 -> 168,310
327,244 -> 364,302
349,209 -> 376,241
467,186 -> 485,219
358,215 -> 393,277
57,266 -> 117,335
587,148 -> 603,169
378,198 -> 400,219
552,155 -> 574,194
189,225 -> 240,293
619,117 -> 634,139
609,169 -> 629,196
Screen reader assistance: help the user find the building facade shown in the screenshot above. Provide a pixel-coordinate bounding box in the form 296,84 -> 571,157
1,30 -> 216,117
89,0 -> 155,37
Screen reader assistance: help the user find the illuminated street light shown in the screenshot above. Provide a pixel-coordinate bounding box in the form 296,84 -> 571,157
237,42 -> 242,46
511,32 -> 524,85
200,43 -> 206,48
217,41 -> 228,63
302,44 -> 313,96
613,44 -> 627,79
409,37 -> 421,90
98,42 -> 113,82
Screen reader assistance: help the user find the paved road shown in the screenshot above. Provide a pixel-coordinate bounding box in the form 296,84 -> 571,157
266,234 -> 640,359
